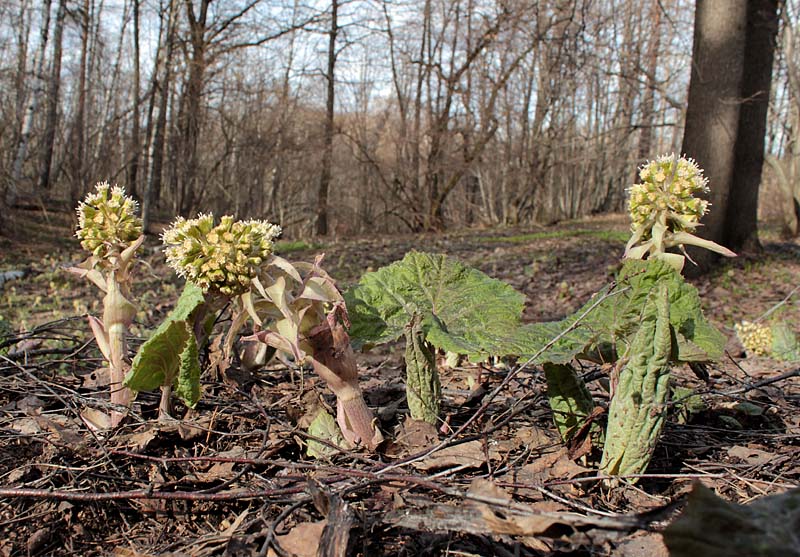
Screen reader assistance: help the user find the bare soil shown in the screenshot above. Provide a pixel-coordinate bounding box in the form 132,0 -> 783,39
0,209 -> 798,556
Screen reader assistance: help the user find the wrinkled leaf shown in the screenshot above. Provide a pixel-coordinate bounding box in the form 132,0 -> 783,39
125,283 -> 206,400
404,314 -> 440,423
600,283 -> 672,477
513,259 -> 724,364
175,331 -> 201,407
346,251 -> 525,360
125,320 -> 192,392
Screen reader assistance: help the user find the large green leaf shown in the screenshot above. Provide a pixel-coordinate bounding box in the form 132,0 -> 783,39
512,259 -> 725,364
125,320 -> 192,392
125,283 -> 207,402
346,251 -> 526,360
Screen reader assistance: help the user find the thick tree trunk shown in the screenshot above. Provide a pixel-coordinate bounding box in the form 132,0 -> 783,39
725,0 -> 780,251
680,0 -> 748,271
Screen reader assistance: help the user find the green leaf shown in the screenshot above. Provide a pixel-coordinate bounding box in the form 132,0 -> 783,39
771,321 -> 800,361
346,251 -> 526,360
543,363 -> 595,441
125,283 -> 207,398
307,408 -> 347,459
404,314 -> 441,423
169,282 -> 206,322
513,259 -> 724,364
174,333 -> 201,407
125,320 -> 192,392
601,282 -> 672,477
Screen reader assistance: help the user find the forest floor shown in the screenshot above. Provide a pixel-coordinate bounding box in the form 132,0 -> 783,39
0,209 -> 798,556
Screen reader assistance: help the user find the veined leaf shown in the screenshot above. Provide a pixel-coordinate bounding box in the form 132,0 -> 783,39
174,332 -> 201,407
543,363 -> 595,441
512,259 -> 724,364
600,283 -> 672,477
125,320 -> 192,392
125,283 -> 207,400
345,251 -> 525,360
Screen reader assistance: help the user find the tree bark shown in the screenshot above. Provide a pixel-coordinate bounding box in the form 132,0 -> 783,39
8,0 -> 51,206
724,0 -> 780,251
316,0 -> 338,236
680,0 -> 748,271
37,0 -> 67,194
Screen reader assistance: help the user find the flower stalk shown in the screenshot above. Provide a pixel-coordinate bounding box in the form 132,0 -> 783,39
70,182 -> 143,426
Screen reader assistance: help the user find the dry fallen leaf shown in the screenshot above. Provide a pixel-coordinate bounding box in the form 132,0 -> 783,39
413,440 -> 486,471
726,445 -> 774,467
267,521 -> 326,557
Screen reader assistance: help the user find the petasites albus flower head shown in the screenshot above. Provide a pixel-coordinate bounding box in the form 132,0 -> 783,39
162,213 -> 281,296
734,320 -> 772,357
624,154 -> 735,271
76,182 -> 143,259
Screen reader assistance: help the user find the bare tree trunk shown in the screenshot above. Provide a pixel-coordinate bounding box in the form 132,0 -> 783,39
637,0 -> 663,165
683,0 -> 779,272
681,0 -> 748,270
176,0 -> 210,216
67,0 -> 91,204
37,0 -> 67,194
8,0 -> 51,206
142,0 -> 177,232
129,0 -> 141,197
724,0 -> 780,251
316,0 -> 338,236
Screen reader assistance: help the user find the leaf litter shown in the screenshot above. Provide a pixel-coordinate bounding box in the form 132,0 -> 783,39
0,211 -> 798,556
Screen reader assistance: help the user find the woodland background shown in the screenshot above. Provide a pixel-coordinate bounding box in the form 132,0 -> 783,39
1,0 -> 799,239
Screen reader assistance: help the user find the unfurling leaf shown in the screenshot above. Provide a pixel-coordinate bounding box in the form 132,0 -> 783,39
600,283 -> 671,477
125,283 -> 207,407
306,409 -> 347,459
404,314 -> 440,424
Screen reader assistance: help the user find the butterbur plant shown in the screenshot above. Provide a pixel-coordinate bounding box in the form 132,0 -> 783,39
69,182 -> 144,426
124,213 -> 280,419
247,256 -> 384,450
735,320 -> 800,361
625,154 -> 735,271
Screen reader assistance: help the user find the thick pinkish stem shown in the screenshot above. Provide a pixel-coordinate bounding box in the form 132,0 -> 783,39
308,322 -> 383,450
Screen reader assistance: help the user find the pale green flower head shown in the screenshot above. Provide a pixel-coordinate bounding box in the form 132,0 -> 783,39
76,181 -> 143,259
625,154 -> 734,271
162,213 -> 281,295
734,320 -> 772,357
628,155 -> 709,237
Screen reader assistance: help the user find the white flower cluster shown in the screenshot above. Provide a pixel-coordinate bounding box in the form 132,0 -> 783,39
628,155 -> 710,237
734,320 -> 772,357
76,182 -> 142,259
162,214 -> 281,295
